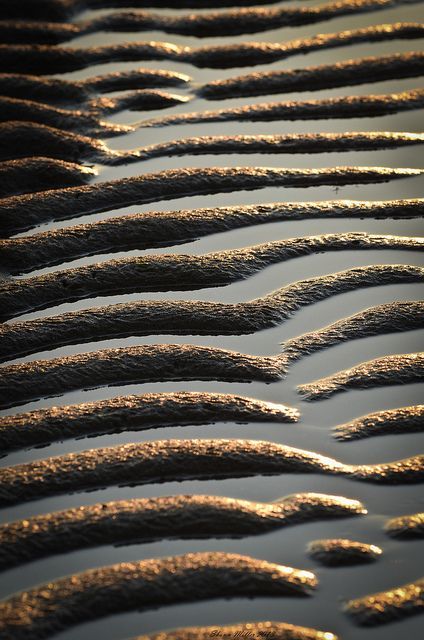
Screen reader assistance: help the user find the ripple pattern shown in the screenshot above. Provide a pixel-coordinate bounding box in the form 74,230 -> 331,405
1,0 -> 423,637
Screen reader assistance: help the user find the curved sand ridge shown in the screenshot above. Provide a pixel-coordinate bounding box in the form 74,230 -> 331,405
2,199 -> 422,274
0,1 -> 299,22
0,70 -> 190,110
333,405 -> 424,440
384,512 -> 424,538
2,91 -> 423,138
1,286 -> 422,365
344,577 -> 424,625
307,538 -> 382,565
298,353 -> 424,400
0,552 -> 317,640
0,0 -> 420,44
1,243 -> 422,321
2,166 -> 422,236
0,157 -> 96,197
2,124 -> 423,166
141,89 -> 424,130
0,493 -> 365,570
199,52 -> 424,99
0,439 -> 422,507
0,391 -> 299,454
1,22 -> 422,72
